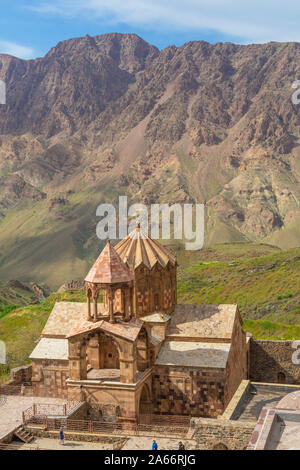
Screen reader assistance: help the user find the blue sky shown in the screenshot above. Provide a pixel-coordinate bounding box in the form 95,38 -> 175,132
1,1 -> 300,59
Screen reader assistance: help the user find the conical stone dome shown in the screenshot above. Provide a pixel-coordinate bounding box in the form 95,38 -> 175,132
85,241 -> 133,284
115,224 -> 177,270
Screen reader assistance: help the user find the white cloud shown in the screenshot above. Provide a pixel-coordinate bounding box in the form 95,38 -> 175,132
30,0 -> 300,43
0,40 -> 35,59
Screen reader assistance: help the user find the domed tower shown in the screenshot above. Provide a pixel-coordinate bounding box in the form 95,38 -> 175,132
115,224 -> 177,317
85,241 -> 134,323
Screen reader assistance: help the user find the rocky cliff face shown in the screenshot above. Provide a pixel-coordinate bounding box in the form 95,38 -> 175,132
0,33 -> 299,287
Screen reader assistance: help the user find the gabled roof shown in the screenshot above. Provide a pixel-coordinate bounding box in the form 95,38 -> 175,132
41,302 -> 104,338
29,338 -> 69,361
85,241 -> 134,284
155,341 -> 231,368
67,319 -> 105,339
140,312 -> 171,323
67,318 -> 143,342
167,304 -> 238,341
115,225 -> 177,270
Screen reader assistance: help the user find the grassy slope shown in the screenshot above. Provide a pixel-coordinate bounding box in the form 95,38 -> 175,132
0,243 -> 299,382
177,245 -> 300,339
178,247 -> 300,319
0,291 -> 86,384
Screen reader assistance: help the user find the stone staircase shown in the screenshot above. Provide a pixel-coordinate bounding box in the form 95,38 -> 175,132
14,426 -> 34,443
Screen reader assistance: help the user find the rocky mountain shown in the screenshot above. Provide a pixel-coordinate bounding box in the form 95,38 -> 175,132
0,279 -> 50,310
0,33 -> 299,288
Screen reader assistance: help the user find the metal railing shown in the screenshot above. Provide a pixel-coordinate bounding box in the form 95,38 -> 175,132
22,401 -> 80,422
23,415 -> 190,437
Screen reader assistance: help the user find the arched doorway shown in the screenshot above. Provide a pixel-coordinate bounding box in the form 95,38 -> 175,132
87,333 -> 121,381
139,383 -> 152,424
278,372 -> 286,384
212,442 -> 229,450
99,334 -> 120,369
137,328 -> 149,371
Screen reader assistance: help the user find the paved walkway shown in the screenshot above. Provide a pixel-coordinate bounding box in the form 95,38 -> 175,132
0,395 -> 67,440
122,436 -> 197,450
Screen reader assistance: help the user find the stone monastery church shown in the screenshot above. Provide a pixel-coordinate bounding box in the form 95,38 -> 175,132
29,224 -> 248,422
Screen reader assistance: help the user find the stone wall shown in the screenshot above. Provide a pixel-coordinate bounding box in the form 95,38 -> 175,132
10,364 -> 32,383
134,263 -> 176,317
220,380 -> 251,420
67,402 -> 87,420
250,339 -> 300,384
224,313 -> 248,407
191,417 -> 255,450
31,359 -> 69,397
25,427 -> 123,444
153,366 -> 225,417
0,364 -> 32,392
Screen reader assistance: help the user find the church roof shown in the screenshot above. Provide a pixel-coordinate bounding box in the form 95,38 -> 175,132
29,338 -> 69,361
155,341 -> 231,369
85,241 -> 134,284
42,302 -> 104,338
114,225 -> 177,270
67,318 -> 143,342
167,304 -> 238,341
140,312 -> 171,323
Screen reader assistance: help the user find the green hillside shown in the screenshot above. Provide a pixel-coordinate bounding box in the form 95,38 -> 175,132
178,245 -> 300,324
0,291 -> 86,384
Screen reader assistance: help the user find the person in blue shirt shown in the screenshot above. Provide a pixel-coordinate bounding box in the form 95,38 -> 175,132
59,428 -> 64,446
152,440 -> 158,450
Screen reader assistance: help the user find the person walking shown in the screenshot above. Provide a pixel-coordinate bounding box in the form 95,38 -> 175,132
20,384 -> 25,396
152,440 -> 158,450
178,441 -> 185,450
59,427 -> 65,446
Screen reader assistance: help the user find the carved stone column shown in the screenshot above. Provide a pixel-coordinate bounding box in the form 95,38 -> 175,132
93,294 -> 98,321
130,285 -> 134,318
108,288 -> 115,323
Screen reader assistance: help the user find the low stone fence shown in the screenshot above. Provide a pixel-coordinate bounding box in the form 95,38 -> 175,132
0,364 -> 33,396
10,365 -> 32,384
0,382 -> 34,396
190,417 -> 255,450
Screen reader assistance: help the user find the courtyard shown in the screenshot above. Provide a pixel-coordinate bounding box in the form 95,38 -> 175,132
0,395 -> 68,440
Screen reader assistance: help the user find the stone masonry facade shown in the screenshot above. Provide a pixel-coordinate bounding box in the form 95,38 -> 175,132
153,367 -> 225,417
250,339 -> 300,384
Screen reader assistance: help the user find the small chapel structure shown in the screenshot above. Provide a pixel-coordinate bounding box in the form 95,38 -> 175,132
29,224 -> 248,422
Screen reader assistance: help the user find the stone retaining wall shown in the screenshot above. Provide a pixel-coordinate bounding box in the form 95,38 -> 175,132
191,417 -> 255,450
25,427 -> 124,444
1,364 -> 32,390
250,339 -> 300,384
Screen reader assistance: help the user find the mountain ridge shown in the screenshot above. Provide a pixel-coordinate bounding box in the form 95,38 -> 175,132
0,33 -> 299,287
